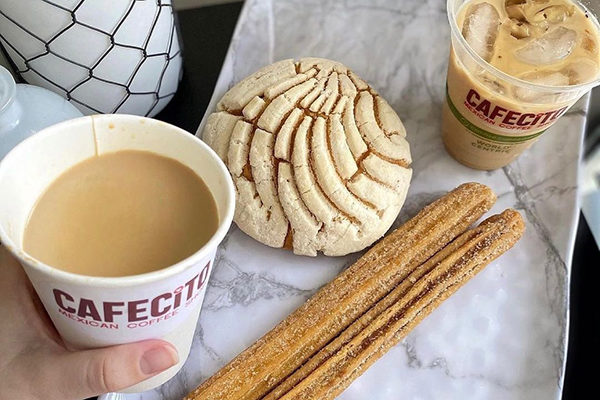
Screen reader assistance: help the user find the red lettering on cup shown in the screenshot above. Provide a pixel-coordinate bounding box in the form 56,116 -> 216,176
466,89 -> 479,106
151,293 -> 172,317
184,276 -> 198,301
103,302 -> 124,323
197,261 -> 211,289
128,300 -> 148,322
77,298 -> 101,321
551,106 -> 568,121
502,110 -> 519,125
516,113 -> 535,126
53,289 -> 76,313
475,99 -> 491,116
538,111 -> 555,125
462,88 -> 569,131
51,260 -> 213,328
488,105 -> 507,120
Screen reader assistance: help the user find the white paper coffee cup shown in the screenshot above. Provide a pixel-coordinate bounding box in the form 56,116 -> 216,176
0,114 -> 235,392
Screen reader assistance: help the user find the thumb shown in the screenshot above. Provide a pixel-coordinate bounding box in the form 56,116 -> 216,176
53,340 -> 179,398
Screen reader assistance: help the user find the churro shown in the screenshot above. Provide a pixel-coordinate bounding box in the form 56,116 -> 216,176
262,215 -> 486,400
185,183 -> 496,400
274,209 -> 524,400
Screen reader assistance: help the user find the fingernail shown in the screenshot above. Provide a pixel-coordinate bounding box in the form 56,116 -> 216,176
140,345 -> 179,375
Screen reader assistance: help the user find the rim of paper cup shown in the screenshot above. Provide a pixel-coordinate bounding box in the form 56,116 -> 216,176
0,115 -> 235,287
447,0 -> 600,93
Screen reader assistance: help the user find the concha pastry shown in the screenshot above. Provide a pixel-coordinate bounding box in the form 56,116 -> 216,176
201,57 -> 412,256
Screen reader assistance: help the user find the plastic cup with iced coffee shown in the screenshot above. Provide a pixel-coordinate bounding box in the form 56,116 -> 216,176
443,0 -> 600,170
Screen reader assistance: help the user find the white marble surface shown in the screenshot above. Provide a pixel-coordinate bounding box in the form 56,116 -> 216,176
134,0 -> 587,398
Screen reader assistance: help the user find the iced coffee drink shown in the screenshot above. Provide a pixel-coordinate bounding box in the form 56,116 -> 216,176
443,0 -> 600,170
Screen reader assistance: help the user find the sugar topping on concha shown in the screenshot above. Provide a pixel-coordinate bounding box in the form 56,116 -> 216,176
201,57 -> 412,256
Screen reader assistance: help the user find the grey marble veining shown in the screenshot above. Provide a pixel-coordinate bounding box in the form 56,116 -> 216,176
131,0 -> 587,398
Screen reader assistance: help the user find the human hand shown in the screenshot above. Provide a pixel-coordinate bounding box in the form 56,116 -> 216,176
0,244 -> 179,399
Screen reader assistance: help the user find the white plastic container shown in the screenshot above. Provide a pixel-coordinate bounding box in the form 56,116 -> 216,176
0,65 -> 82,159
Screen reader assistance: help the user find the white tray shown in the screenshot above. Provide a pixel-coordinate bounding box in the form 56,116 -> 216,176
136,0 -> 588,398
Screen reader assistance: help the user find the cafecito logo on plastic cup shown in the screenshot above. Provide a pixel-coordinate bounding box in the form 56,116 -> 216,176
445,80 -> 569,146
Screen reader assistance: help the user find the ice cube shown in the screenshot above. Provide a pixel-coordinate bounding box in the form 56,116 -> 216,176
461,2 -> 500,62
505,0 -> 527,22
478,72 -> 507,95
509,20 -> 531,39
562,59 -> 600,85
520,70 -> 570,86
531,5 -> 574,24
513,70 -> 570,103
515,26 -> 576,65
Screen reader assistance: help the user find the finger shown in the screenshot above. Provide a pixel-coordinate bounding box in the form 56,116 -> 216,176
47,340 -> 179,399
